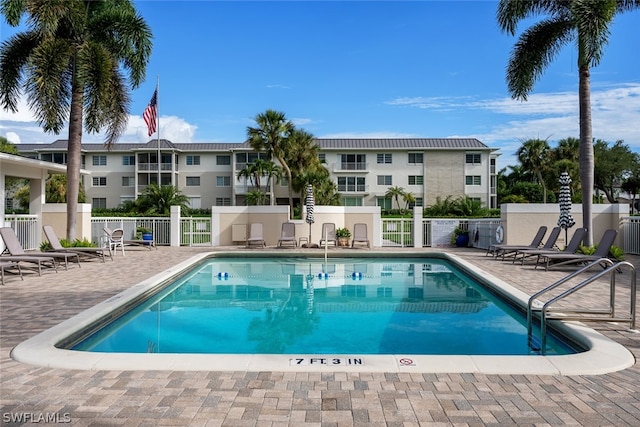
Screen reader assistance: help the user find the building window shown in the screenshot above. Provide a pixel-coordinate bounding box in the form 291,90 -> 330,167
216,176 -> 231,187
341,196 -> 363,206
408,153 -> 423,164
92,198 -> 107,209
122,155 -> 135,165
216,197 -> 231,206
92,155 -> 107,166
42,153 -> 67,164
377,153 -> 392,164
465,175 -> 481,185
92,177 -> 107,186
408,175 -> 423,185
119,196 -> 135,206
377,175 -> 392,186
377,197 -> 392,210
122,176 -> 134,187
235,152 -> 268,164
186,155 -> 200,165
186,176 -> 201,186
337,176 -> 365,192
280,176 -> 288,186
415,197 -> 423,207
318,153 -> 326,163
216,155 -> 231,165
340,154 -> 366,170
189,197 -> 202,209
376,153 -> 393,165
465,153 -> 481,164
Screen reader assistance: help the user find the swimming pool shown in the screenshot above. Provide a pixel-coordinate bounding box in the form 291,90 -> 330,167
11,251 -> 635,374
71,257 -> 576,355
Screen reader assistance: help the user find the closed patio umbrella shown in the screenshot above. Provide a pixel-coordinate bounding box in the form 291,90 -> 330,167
557,171 -> 575,245
305,184 -> 315,245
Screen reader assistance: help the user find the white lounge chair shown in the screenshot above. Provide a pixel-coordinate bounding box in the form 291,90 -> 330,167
351,223 -> 370,248
277,222 -> 297,248
246,223 -> 266,247
319,223 -> 336,247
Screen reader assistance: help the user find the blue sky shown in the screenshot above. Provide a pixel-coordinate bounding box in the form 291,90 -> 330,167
1,1 -> 639,167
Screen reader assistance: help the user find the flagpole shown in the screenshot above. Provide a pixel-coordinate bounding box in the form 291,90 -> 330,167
156,76 -> 160,185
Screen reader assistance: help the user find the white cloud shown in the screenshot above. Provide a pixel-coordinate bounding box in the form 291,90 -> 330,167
5,132 -> 21,144
387,82 -> 640,167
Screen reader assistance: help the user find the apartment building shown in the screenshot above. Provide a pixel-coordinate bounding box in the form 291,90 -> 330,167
14,138 -> 499,210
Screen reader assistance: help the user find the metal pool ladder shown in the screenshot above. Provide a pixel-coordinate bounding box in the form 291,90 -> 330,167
527,258 -> 637,353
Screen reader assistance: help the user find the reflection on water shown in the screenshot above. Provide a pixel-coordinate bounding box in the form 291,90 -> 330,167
72,258 -> 577,355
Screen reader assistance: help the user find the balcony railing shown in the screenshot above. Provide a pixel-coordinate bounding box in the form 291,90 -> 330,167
332,162 -> 369,172
138,163 -> 175,171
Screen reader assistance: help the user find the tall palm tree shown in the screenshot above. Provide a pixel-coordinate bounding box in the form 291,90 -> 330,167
286,128 -> 320,178
1,0 -> 152,240
516,138 -> 551,203
261,160 -> 283,205
497,0 -> 640,245
247,110 -> 295,216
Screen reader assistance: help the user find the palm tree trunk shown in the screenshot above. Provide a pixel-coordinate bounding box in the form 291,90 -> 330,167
66,84 -> 84,241
579,64 -> 594,246
278,157 -> 294,217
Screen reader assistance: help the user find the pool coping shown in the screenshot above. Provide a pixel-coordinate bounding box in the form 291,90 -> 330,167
10,251 -> 635,375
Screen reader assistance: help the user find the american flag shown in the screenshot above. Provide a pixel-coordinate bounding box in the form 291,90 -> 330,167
143,89 -> 157,136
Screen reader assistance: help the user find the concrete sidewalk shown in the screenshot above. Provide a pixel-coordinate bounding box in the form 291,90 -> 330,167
1,245 -> 639,426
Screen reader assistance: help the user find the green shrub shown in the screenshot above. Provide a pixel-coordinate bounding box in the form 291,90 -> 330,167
40,237 -> 96,251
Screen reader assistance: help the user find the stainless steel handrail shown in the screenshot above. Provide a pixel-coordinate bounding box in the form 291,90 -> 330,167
527,259 -> 637,353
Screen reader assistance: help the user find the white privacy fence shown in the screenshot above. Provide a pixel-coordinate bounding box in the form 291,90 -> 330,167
3,215 -> 39,251
6,205 -> 635,253
180,217 -> 212,246
90,217 -> 171,246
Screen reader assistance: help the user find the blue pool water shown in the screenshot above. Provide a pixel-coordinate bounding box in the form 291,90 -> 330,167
71,257 -> 580,355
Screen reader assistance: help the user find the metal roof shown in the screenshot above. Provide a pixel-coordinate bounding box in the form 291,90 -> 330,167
16,138 -> 492,152
315,138 -> 489,150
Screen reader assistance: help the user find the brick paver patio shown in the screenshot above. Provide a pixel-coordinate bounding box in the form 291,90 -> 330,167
1,246 -> 638,426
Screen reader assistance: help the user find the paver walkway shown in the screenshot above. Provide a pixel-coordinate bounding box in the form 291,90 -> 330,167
1,246 -> 638,426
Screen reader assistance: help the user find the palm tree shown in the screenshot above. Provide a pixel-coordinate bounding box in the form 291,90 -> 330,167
497,0 -> 640,245
0,136 -> 18,154
516,139 -> 551,203
245,189 -> 269,206
402,192 -> 416,212
247,110 -> 295,215
261,160 -> 284,205
0,0 -> 152,240
385,186 -> 406,211
286,129 -> 320,178
136,184 -> 190,215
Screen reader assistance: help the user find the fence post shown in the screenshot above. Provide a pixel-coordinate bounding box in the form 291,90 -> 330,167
413,206 -> 423,247
170,205 -> 181,247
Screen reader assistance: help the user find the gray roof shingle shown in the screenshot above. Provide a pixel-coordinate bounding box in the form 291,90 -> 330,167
16,138 -> 491,152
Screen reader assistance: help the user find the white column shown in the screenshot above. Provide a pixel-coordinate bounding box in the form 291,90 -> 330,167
170,205 -> 181,247
413,206 -> 423,248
